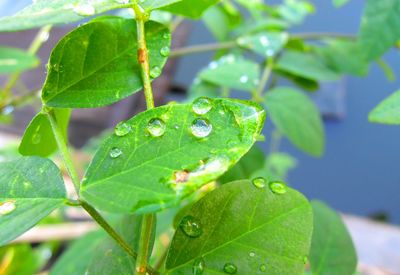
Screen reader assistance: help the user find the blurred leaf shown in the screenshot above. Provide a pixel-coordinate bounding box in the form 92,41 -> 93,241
0,47 -> 39,74
264,87 -> 325,156
0,157 -> 66,245
162,0 -> 219,19
19,109 -> 70,157
187,81 -> 220,100
202,5 -> 231,41
359,0 -> 400,61
237,32 -> 288,57
199,55 -> 260,91
333,0 -> 350,8
0,244 -> 42,275
166,180 -> 313,274
80,98 -> 265,213
369,90 -> 400,125
310,200 -> 357,275
278,0 -> 315,25
250,152 -> 297,182
233,18 -> 289,36
42,17 -> 170,108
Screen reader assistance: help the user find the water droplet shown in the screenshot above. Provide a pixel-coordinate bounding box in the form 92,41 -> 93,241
109,147 -> 122,158
0,201 -> 16,215
192,258 -> 205,275
32,132 -> 41,145
114,121 -> 131,137
223,263 -> 237,274
180,215 -> 202,238
147,118 -> 166,137
1,105 -> 14,115
208,61 -> 218,69
150,66 -> 161,78
249,252 -> 255,257
259,264 -> 267,272
269,181 -> 287,194
260,36 -> 270,46
160,46 -> 170,57
252,177 -> 266,189
192,97 -> 212,115
73,4 -> 95,16
191,118 -> 212,138
265,49 -> 274,56
240,75 -> 249,84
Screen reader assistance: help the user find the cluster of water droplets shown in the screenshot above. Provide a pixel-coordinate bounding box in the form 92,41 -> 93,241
251,177 -> 287,194
191,97 -> 213,138
0,200 -> 16,216
237,34 -> 276,57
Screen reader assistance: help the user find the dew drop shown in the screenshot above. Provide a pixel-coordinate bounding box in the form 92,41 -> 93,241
1,105 -> 14,115
265,49 -> 274,57
208,61 -> 218,69
109,147 -> 122,158
180,215 -> 202,238
259,36 -> 270,46
259,264 -> 267,272
192,257 -> 205,275
240,75 -> 249,84
249,252 -> 256,257
147,118 -> 166,137
191,118 -> 212,138
192,97 -> 212,115
252,177 -> 266,189
32,132 -> 41,145
163,32 -> 171,39
114,121 -> 131,137
223,263 -> 237,274
160,46 -> 170,57
269,181 -> 287,194
0,201 -> 16,215
150,66 -> 162,78
73,4 -> 95,16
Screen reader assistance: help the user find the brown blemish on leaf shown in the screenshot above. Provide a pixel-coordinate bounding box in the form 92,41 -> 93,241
174,170 -> 189,183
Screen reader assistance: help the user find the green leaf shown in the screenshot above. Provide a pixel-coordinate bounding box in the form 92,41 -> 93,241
0,47 -> 39,74
310,200 -> 357,275
0,244 -> 43,275
333,0 -> 350,8
19,109 -> 71,157
199,56 -> 260,92
165,180 -> 313,274
162,0 -> 219,19
0,157 -> 66,245
80,98 -> 265,213
369,90 -> 400,125
278,0 -> 315,25
275,50 -> 341,81
202,5 -> 231,41
264,87 -> 325,156
359,0 -> 400,61
237,32 -> 289,58
42,17 -> 170,108
141,0 -> 182,10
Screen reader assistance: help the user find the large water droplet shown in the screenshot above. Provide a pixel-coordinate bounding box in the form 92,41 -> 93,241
150,66 -> 161,78
223,263 -> 237,274
109,147 -> 122,158
180,215 -> 202,238
252,177 -> 266,189
73,4 -> 95,16
269,181 -> 287,194
192,97 -> 212,115
114,121 -> 131,137
259,264 -> 267,272
191,118 -> 212,138
147,118 -> 166,137
0,201 -> 16,215
192,258 -> 205,275
160,46 -> 170,57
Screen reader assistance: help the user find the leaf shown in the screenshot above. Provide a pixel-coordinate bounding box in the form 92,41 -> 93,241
199,56 -> 260,92
369,90 -> 400,125
0,47 -> 39,74
264,87 -> 325,156
277,0 -> 315,25
165,180 -> 313,274
80,98 -> 265,213
237,32 -> 289,58
359,0 -> 400,61
202,5 -> 231,41
0,244 -> 43,275
19,109 -> 71,157
141,0 -> 182,10
310,200 -> 357,275
42,17 -> 170,108
275,50 -> 341,81
333,0 -> 350,8
0,157 -> 66,245
162,0 -> 219,19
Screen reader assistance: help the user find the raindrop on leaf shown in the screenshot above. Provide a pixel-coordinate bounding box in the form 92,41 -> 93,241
223,263 -> 237,274
150,66 -> 162,78
192,97 -> 212,115
109,147 -> 122,158
240,75 -> 249,84
252,177 -> 266,189
180,215 -> 202,238
191,118 -> 212,138
259,264 -> 267,272
160,46 -> 170,57
269,181 -> 287,194
192,257 -> 205,275
114,121 -> 131,137
147,118 -> 166,137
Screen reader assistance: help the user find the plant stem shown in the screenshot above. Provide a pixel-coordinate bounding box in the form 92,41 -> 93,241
154,245 -> 169,271
254,58 -> 274,101
136,214 -> 156,274
170,41 -> 237,57
291,32 -> 356,41
47,110 -> 81,192
269,129 -> 282,153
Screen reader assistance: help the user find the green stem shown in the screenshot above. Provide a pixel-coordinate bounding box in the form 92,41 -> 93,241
136,214 -> 156,274
254,58 -> 274,101
170,41 -> 237,57
291,32 -> 356,41
269,129 -> 282,153
154,245 -> 169,271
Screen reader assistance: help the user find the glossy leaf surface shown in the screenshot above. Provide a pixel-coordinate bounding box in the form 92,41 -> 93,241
369,90 -> 400,125
80,98 -> 265,213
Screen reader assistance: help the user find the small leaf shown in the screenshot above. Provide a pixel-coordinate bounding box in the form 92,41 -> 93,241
42,17 -> 170,108
202,5 -> 231,41
264,87 -> 325,156
275,50 -> 341,81
80,98 -> 265,213
277,0 -> 315,25
166,180 -> 313,274
162,0 -> 219,19
369,90 -> 400,125
237,32 -> 289,58
0,157 -> 66,245
19,109 -> 71,157
310,200 -> 357,275
199,56 -> 260,92
0,47 -> 39,74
